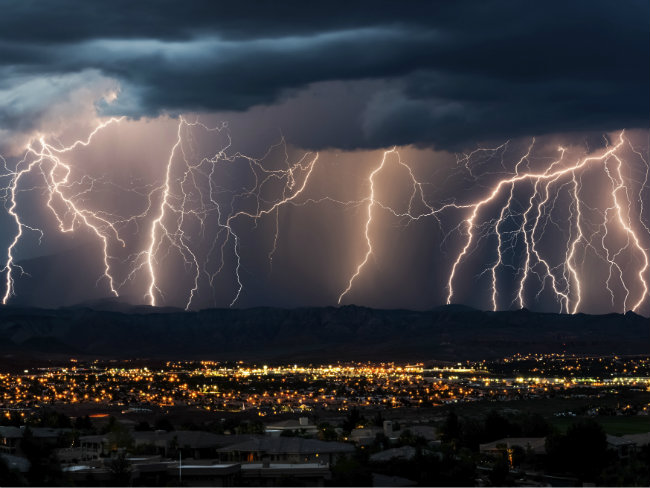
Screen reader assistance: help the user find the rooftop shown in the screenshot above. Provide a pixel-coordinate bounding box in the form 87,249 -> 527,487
217,437 -> 354,455
479,437 -> 547,454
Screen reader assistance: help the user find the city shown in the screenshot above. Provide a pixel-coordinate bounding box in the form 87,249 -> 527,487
1,355 -> 650,416
1,355 -> 649,485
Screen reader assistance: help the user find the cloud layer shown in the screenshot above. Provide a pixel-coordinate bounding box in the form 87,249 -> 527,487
1,0 -> 648,149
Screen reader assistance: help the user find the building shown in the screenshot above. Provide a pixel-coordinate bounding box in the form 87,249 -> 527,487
349,421 -> 400,445
217,437 -> 354,465
369,446 -> 417,462
0,427 -> 23,454
371,473 -> 417,487
165,462 -> 240,487
348,426 -> 383,446
79,431 -> 259,459
64,459 -> 329,487
606,434 -> 637,458
265,417 -> 318,436
0,426 -> 70,455
479,437 -> 547,456
619,432 -> 650,447
405,425 -> 437,442
133,431 -> 258,459
79,434 -> 110,458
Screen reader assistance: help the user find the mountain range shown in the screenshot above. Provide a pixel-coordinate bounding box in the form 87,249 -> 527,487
0,301 -> 647,363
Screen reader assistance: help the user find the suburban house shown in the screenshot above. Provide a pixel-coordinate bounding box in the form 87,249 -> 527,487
0,426 -> 70,454
217,436 -> 354,465
479,437 -> 547,456
265,417 -> 318,436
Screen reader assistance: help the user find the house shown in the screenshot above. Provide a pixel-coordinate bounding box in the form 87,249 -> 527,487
79,434 -> 109,458
80,430 -> 258,459
165,461 -> 240,487
169,432 -> 257,459
620,432 -> 650,447
405,425 -> 437,442
265,417 -> 318,436
349,421 -> 400,445
0,426 -> 70,454
371,473 -> 417,487
217,437 -> 354,465
369,446 -> 417,462
132,431 -> 257,459
479,437 -> 546,456
56,446 -> 99,463
606,434 -> 636,458
348,426 -> 383,445
63,457 -> 240,487
0,427 -> 23,454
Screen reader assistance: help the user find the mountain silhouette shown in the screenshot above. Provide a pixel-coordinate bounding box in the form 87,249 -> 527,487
0,304 -> 646,362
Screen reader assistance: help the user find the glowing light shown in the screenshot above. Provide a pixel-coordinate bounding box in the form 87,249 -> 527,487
2,118 -> 124,305
338,132 -> 649,314
1,121 -> 647,314
338,148 -> 395,304
138,117 -> 320,309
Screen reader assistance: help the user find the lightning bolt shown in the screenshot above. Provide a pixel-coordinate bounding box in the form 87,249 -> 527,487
1,118 -> 124,305
338,132 -> 649,314
337,148 -> 395,304
445,132 -> 649,313
2,118 -> 647,315
1,116 -> 322,310
140,117 -> 320,309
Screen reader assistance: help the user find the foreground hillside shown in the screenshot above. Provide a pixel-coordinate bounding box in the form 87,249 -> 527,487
0,304 -> 647,362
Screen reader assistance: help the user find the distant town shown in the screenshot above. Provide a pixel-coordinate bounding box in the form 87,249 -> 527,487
1,354 -> 649,485
1,355 -> 650,415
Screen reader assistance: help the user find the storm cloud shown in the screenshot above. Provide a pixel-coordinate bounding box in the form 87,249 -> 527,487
1,0 -> 648,149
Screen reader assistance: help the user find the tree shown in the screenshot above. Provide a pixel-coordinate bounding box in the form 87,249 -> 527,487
519,412 -> 551,437
545,419 -> 608,482
484,410 -> 516,442
373,432 -> 391,451
564,419 -> 607,481
397,429 -> 426,448
108,451 -> 132,486
154,417 -> 175,432
239,420 -> 264,434
73,415 -> 94,432
372,412 -> 384,427
341,408 -> 363,434
328,458 -> 372,486
134,421 -> 152,431
440,411 -> 461,444
107,422 -> 134,451
458,417 -> 485,451
489,455 -> 514,486
318,422 -> 339,441
19,426 -> 64,486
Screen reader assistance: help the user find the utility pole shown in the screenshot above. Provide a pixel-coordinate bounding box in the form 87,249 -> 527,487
179,451 -> 182,485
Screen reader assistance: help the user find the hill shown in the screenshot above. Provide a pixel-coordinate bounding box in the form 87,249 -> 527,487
0,305 -> 647,363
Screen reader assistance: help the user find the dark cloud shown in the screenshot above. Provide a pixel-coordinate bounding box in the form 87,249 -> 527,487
1,0 -> 647,149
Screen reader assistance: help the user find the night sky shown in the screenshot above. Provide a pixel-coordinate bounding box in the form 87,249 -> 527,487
0,1 -> 648,314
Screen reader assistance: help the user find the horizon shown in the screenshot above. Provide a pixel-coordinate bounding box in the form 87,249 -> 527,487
2,295 -> 650,318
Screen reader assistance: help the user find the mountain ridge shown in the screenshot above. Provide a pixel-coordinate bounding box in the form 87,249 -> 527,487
0,304 -> 647,362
